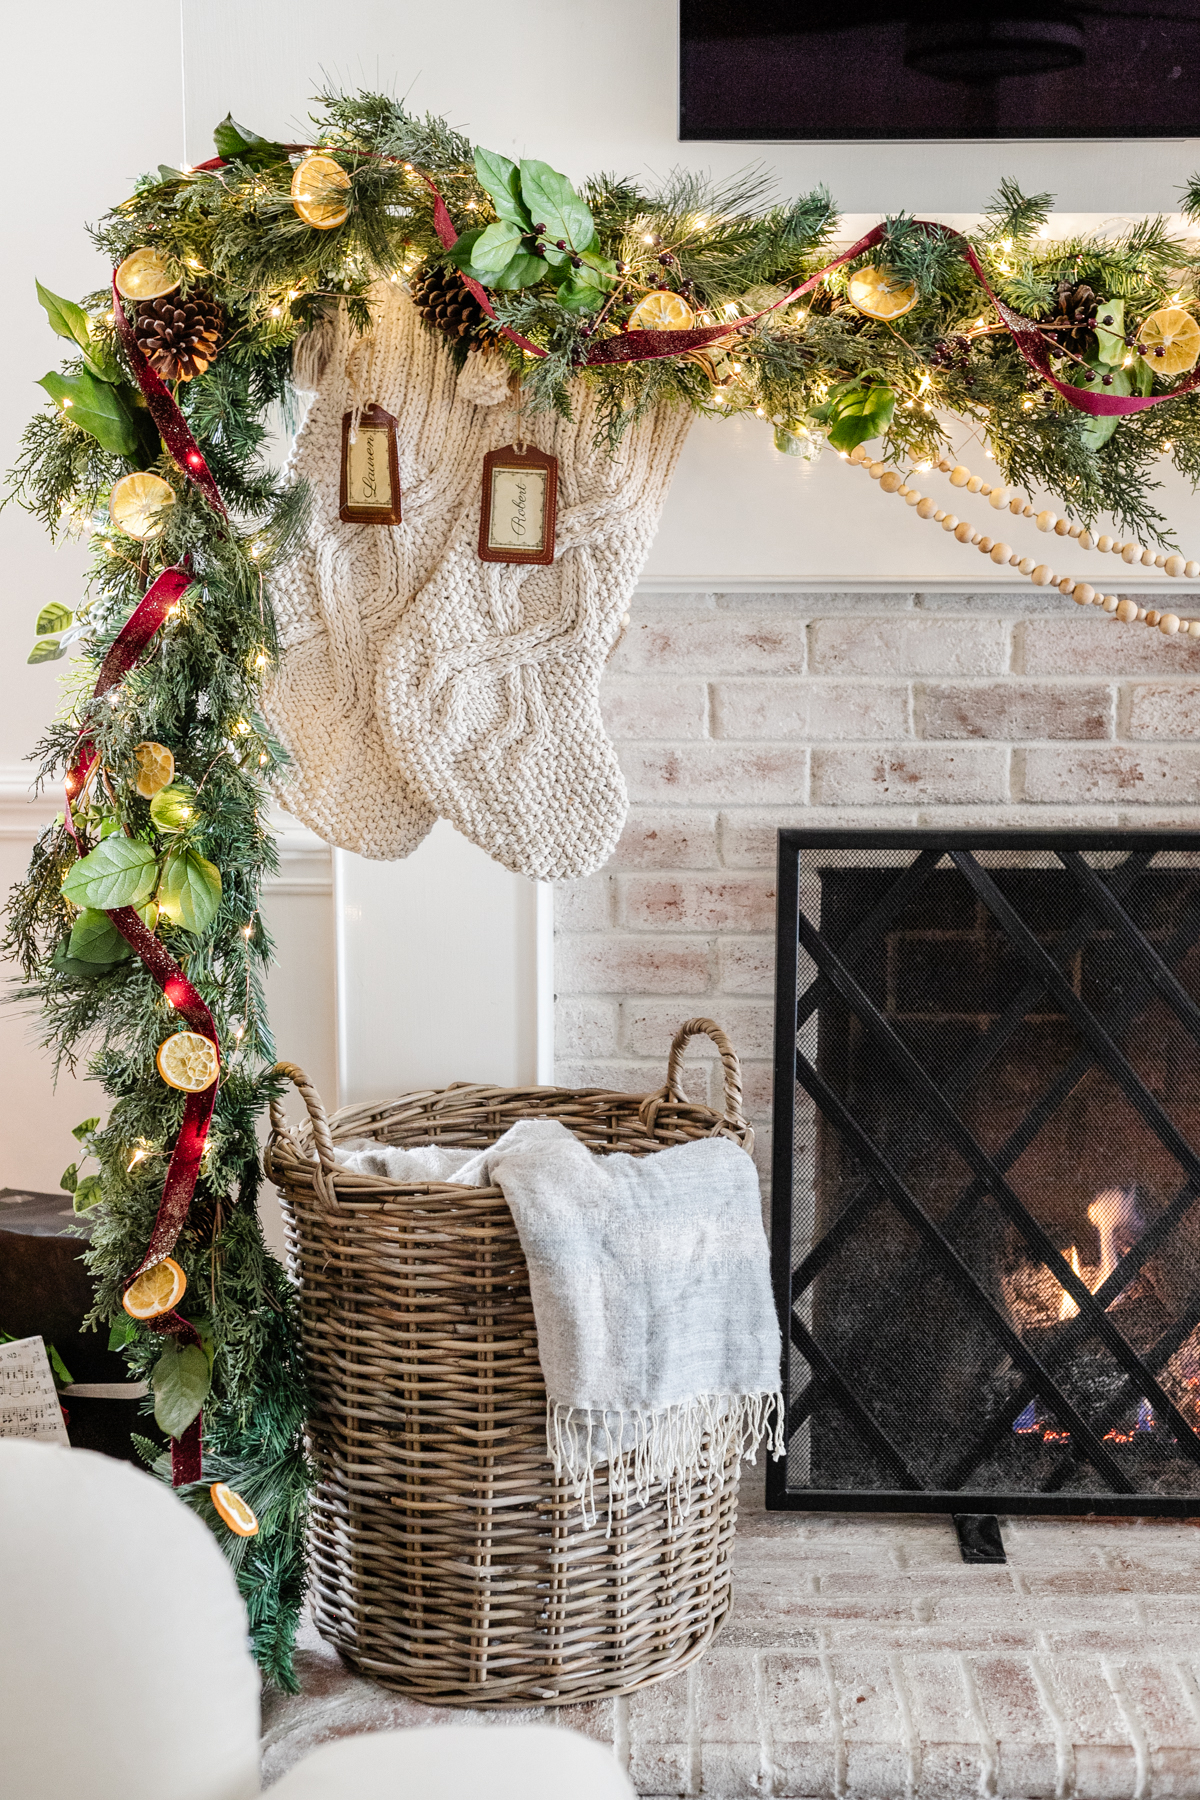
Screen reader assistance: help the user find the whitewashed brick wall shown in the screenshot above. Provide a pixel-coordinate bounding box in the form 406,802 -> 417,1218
554,589 -> 1200,1179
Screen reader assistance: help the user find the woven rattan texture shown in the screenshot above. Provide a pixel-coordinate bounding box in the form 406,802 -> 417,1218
267,1021 -> 752,1707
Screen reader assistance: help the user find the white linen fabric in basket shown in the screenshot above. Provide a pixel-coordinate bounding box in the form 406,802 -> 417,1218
335,1118 -> 782,1525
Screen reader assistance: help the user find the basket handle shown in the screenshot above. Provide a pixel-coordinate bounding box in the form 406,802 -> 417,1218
268,1061 -> 338,1173
639,1017 -> 748,1138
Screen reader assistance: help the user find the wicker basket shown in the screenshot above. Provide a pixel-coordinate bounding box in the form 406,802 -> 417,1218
266,1018 -> 754,1708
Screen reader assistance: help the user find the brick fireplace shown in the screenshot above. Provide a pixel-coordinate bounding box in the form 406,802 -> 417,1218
266,588 -> 1200,1797
558,587 -> 1200,1194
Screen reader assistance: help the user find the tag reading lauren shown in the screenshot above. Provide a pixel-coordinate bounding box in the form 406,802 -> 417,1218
478,444 -> 558,566
340,405 -> 402,525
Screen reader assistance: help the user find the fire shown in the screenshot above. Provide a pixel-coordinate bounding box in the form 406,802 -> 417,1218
1058,1244 -> 1085,1320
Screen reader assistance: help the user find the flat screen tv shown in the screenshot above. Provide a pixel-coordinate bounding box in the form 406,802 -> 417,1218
680,2 -> 1200,139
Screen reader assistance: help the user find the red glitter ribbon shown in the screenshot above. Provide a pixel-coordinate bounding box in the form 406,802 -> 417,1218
62,565 -> 220,1484
420,174 -> 547,359
110,275 -> 227,515
63,564 -> 219,1287
423,187 -> 1200,417
62,561 -> 223,1480
147,1310 -> 205,1483
183,150 -> 1200,416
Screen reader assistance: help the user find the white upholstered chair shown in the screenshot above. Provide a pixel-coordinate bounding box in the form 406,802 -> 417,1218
0,1441 -> 634,1800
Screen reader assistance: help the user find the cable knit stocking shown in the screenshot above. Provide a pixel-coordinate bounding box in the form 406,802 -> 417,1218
376,390 -> 692,880
264,284 -> 505,859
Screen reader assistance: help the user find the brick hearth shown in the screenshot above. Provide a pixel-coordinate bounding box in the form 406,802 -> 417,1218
262,1474 -> 1200,1797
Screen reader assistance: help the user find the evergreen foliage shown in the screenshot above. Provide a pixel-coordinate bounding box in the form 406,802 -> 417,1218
7,87 -> 1200,1690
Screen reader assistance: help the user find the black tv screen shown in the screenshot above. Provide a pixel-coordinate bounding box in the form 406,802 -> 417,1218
680,2 -> 1200,139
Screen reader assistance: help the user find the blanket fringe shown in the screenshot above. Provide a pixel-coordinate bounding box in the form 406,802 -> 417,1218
548,1390 -> 785,1534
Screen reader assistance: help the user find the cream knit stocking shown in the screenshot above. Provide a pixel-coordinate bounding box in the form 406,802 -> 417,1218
264,284 -> 502,859
376,390 -> 692,881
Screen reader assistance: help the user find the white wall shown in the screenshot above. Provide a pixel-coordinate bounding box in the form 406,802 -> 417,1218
0,7 -> 335,1193
0,7 -> 181,1189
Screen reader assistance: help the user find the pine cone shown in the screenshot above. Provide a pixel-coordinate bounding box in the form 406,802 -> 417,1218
410,262 -> 494,348
1049,280 -> 1099,354
134,291 -> 224,382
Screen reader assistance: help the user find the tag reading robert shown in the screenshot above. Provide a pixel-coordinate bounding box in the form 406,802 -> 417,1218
478,444 -> 557,565
340,405 -> 402,525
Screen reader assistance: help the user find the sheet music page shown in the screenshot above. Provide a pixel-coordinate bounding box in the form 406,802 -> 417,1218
0,1335 -> 70,1444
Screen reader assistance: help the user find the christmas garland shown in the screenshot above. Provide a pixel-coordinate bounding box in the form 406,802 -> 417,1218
8,87 -> 1200,1691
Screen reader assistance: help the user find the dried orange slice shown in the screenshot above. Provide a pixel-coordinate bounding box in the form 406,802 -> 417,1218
210,1482 -> 259,1536
290,154 -> 351,230
156,1031 -> 219,1093
123,1256 -> 187,1320
1138,306 -> 1200,377
627,291 -> 695,332
133,741 -> 175,798
110,472 -> 175,540
847,266 -> 918,321
115,248 -> 179,301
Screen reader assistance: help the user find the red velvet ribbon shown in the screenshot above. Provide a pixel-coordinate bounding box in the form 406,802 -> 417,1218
181,148 -> 1200,416
62,394 -> 226,1482
62,563 -> 220,1484
110,275 -> 227,516
63,569 -> 218,1277
423,193 -> 1200,418
420,174 -> 546,358
148,1310 -> 205,1482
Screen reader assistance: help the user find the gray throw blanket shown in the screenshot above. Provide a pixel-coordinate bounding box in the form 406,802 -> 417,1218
336,1118 -> 782,1526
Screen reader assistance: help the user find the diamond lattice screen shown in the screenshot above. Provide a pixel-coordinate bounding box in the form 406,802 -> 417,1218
771,837 -> 1200,1514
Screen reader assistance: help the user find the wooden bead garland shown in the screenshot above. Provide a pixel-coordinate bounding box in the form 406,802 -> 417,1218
849,445 -> 1200,639
940,454 -> 1200,576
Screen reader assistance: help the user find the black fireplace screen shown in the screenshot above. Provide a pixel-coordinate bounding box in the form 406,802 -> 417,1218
767,831 -> 1200,1516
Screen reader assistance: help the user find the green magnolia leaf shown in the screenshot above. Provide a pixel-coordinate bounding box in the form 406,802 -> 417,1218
36,281 -> 91,353
554,276 -> 608,314
72,1176 -> 104,1215
62,837 -> 158,912
818,382 -> 897,454
474,147 -> 531,231
1067,361 -> 1132,451
35,602 -> 72,636
50,939 -> 108,983
28,620 -> 84,662
157,846 -> 222,935
37,369 -> 139,457
71,1117 -> 100,1142
518,160 -> 594,259
50,940 -> 101,982
108,1316 -> 138,1352
469,220 -> 525,275
1094,298 -> 1126,369
152,1341 -> 211,1438
488,250 -> 548,291
212,114 -> 284,167
59,1162 -> 77,1194
445,229 -> 487,273
45,1341 -> 73,1383
27,636 -> 67,664
150,783 -> 198,833
67,908 -> 134,966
